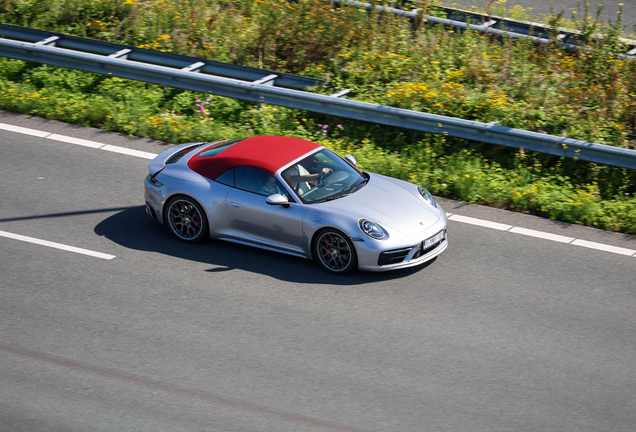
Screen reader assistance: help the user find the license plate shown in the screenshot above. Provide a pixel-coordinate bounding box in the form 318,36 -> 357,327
423,230 -> 445,249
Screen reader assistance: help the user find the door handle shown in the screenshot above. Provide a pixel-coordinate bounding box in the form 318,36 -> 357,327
229,201 -> 242,208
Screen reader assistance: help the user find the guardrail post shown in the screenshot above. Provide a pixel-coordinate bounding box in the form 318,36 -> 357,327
253,74 -> 278,86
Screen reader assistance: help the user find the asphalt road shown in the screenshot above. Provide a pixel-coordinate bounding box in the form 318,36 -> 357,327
441,0 -> 636,33
1,112 -> 635,432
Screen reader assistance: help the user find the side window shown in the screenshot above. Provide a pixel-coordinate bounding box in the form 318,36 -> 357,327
259,176 -> 290,200
215,168 -> 235,187
235,167 -> 269,195
235,167 -> 290,199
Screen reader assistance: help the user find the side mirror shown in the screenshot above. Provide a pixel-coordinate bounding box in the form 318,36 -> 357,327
266,194 -> 290,207
345,154 -> 357,167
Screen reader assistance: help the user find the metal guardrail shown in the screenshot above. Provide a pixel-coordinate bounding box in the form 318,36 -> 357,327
330,0 -> 636,60
0,24 -> 324,90
435,5 -> 636,59
1,28 -> 635,170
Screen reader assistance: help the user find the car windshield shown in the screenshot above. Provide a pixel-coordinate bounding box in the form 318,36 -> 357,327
281,149 -> 367,204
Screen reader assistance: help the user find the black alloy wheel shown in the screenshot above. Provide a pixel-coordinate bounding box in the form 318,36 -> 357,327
165,196 -> 208,243
314,229 -> 357,274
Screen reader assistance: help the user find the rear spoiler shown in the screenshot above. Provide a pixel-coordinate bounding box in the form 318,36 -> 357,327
149,141 -> 215,177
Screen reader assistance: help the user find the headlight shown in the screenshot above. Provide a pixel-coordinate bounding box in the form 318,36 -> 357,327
418,187 -> 438,208
359,219 -> 389,240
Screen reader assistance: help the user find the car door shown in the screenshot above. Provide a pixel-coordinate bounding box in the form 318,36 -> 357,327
225,167 -> 304,254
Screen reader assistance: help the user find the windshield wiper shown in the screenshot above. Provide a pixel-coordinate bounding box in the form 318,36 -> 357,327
313,178 -> 369,203
326,194 -> 346,201
342,178 -> 368,196
313,193 -> 347,204
351,178 -> 369,192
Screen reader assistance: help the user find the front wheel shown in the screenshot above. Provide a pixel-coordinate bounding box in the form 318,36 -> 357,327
314,229 -> 357,274
165,196 -> 208,243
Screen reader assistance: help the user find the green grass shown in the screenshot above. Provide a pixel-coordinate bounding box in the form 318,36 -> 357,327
0,0 -> 635,233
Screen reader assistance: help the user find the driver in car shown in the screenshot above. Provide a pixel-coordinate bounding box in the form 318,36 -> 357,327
283,156 -> 331,187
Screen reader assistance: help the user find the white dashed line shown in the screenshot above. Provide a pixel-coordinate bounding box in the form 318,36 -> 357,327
0,123 -> 50,137
0,230 -> 116,260
571,239 -> 636,257
448,214 -> 513,231
448,215 -> 636,257
2,121 -> 635,258
101,144 -> 157,159
509,227 -> 575,244
46,134 -> 105,149
0,123 -> 158,159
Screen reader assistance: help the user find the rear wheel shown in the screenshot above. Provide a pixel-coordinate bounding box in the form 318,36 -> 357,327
165,196 -> 208,243
314,229 -> 357,274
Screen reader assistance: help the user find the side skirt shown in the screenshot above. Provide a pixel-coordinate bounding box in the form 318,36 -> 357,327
217,237 -> 309,260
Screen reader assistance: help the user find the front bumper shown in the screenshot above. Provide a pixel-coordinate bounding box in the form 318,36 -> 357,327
355,217 -> 448,272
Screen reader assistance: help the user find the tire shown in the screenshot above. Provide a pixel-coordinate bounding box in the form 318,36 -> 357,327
164,196 -> 208,243
313,229 -> 357,274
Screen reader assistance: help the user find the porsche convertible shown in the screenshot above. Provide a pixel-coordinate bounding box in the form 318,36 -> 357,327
144,135 -> 447,274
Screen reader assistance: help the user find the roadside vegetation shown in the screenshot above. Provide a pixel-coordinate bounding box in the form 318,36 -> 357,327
0,0 -> 635,233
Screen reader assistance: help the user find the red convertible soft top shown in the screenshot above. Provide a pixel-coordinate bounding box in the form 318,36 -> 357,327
187,135 -> 321,180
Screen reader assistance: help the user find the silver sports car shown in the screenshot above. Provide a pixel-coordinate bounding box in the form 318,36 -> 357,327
144,135 -> 447,274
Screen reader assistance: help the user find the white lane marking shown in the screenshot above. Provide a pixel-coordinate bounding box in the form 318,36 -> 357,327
3,120 -> 635,258
0,230 -> 116,260
448,214 -> 512,231
571,239 -> 636,257
0,123 -> 51,137
509,227 -> 575,244
0,123 -> 158,159
101,144 -> 157,159
449,217 -> 635,257
46,134 -> 105,149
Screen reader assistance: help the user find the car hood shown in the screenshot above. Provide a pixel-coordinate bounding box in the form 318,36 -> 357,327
320,174 -> 440,237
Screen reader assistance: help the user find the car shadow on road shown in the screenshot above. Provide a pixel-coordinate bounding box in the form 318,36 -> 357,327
94,206 -> 435,285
